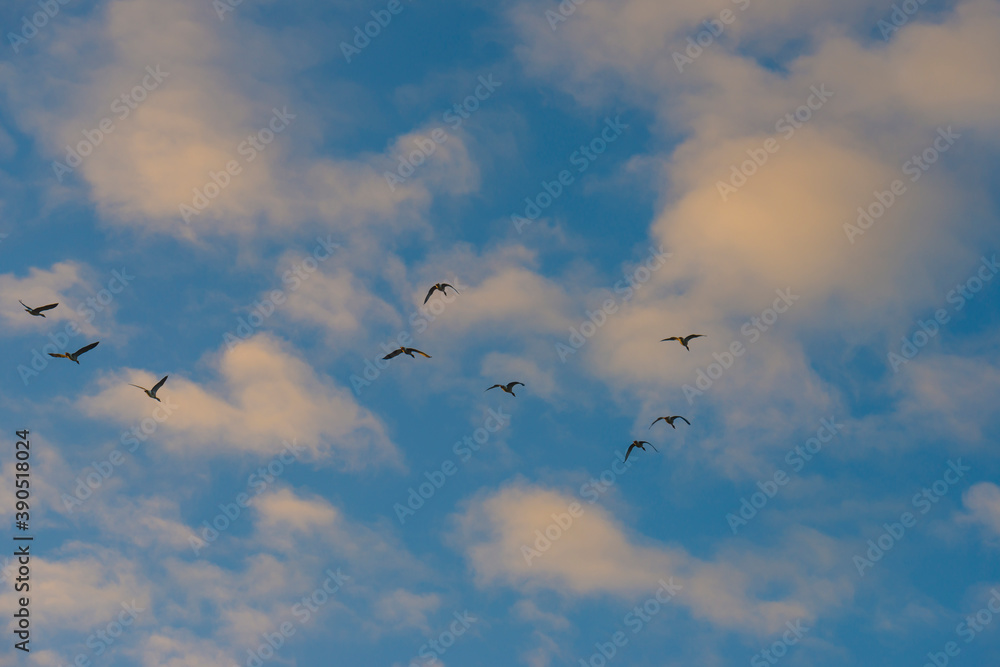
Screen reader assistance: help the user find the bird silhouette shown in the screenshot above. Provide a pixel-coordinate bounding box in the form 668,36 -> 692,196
486,381 -> 524,396
19,300 -> 58,317
383,346 -> 432,360
649,415 -> 691,429
424,283 -> 460,304
624,440 -> 658,462
48,341 -> 99,364
661,334 -> 705,350
129,375 -> 168,401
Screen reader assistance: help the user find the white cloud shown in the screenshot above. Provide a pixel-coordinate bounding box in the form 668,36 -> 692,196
279,265 -> 401,340
374,589 -> 442,633
451,480 -> 852,635
78,334 -> 402,469
960,482 -> 1000,538
0,0 -> 479,240
0,261 -> 122,337
30,548 -> 151,632
496,0 -> 1000,482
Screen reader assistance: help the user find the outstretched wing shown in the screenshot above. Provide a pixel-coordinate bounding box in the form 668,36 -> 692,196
661,337 -> 680,343
649,417 -> 665,429
408,348 -> 432,358
441,283 -> 460,295
510,382 -> 524,389
48,353 -> 65,359
36,303 -> 59,312
128,383 -> 146,391
647,441 -> 659,452
151,375 -> 169,393
485,384 -> 501,392
624,442 -> 638,462
383,349 -> 403,360
18,300 -> 29,310
74,341 -> 100,357
423,285 -> 438,304
684,334 -> 705,343
676,416 -> 690,425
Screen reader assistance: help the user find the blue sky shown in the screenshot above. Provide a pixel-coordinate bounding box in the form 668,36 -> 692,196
1,0 -> 999,665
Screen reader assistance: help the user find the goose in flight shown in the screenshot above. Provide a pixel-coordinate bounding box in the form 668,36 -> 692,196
624,440 -> 658,463
649,415 -> 690,429
383,346 -> 432,360
48,341 -> 99,364
130,375 -> 168,402
661,334 -> 705,350
486,381 -> 524,396
19,300 -> 58,317
424,283 -> 460,304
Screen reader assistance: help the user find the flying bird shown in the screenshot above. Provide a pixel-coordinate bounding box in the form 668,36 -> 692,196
649,415 -> 691,429
661,334 -> 705,350
19,300 -> 58,317
129,375 -> 168,402
383,346 -> 432,360
624,440 -> 658,463
48,341 -> 99,364
423,282 -> 460,304
486,381 -> 524,396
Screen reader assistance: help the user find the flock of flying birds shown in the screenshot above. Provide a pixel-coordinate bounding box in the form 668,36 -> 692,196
21,289 -> 706,461
624,335 -> 703,461
373,288 -> 707,464
20,298 -> 169,399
